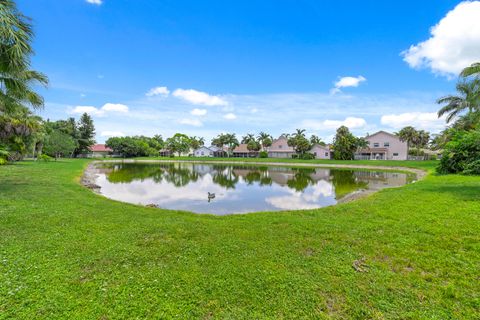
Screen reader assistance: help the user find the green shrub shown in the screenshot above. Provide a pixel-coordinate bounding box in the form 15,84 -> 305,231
300,153 -> 315,160
259,151 -> 268,158
39,154 -> 53,162
291,154 -> 298,159
437,130 -> 480,174
0,158 -> 7,165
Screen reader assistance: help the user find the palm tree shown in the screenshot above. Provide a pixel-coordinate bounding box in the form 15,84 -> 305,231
257,132 -> 272,151
396,126 -> 418,151
0,0 -> 48,113
437,80 -> 480,123
460,62 -> 480,78
223,133 -> 239,157
241,133 -> 256,144
294,129 -> 306,137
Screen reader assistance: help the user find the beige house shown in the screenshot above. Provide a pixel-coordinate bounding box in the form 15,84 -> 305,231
311,144 -> 331,159
267,135 -> 295,158
356,131 -> 408,160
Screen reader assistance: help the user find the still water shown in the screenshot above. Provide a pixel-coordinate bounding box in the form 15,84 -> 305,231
92,162 -> 415,215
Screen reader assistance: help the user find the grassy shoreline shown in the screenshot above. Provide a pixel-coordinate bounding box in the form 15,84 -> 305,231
1,159 -> 479,318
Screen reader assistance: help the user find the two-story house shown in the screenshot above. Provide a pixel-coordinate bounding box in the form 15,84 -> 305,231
356,131 -> 408,160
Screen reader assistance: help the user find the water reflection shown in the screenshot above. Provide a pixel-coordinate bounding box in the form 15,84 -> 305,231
93,162 -> 414,215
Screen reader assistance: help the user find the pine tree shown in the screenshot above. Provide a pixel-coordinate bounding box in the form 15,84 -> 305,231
75,113 -> 95,156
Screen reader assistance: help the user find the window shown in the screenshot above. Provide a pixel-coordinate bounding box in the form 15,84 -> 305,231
279,145 -> 282,149
325,152 -> 329,157
393,153 -> 399,156
373,143 -> 379,147
384,142 -> 390,147
201,151 -> 204,155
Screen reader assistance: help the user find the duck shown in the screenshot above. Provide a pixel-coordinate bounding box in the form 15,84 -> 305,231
207,192 -> 216,202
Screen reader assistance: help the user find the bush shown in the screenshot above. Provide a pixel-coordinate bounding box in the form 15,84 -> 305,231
291,154 -> 298,159
300,153 -> 315,160
437,130 -> 480,174
259,151 -> 268,158
39,154 -> 53,162
0,158 -> 6,165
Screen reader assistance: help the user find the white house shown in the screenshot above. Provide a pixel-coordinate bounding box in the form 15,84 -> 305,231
267,136 -> 295,158
355,131 -> 408,160
311,144 -> 331,159
193,146 -> 215,157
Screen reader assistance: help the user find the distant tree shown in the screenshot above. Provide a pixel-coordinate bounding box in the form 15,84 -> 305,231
310,135 -> 325,146
332,126 -> 358,160
257,132 -> 273,151
189,136 -> 204,150
396,126 -> 419,151
241,133 -> 256,144
166,133 -> 191,156
75,113 -> 95,156
43,130 -> 76,160
288,130 -> 312,156
246,139 -> 261,154
223,133 -> 239,157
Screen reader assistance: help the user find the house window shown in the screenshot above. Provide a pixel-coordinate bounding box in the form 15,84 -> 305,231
384,142 -> 390,147
201,151 -> 204,155
393,153 -> 399,156
325,152 -> 329,157
279,145 -> 282,149
373,143 -> 379,147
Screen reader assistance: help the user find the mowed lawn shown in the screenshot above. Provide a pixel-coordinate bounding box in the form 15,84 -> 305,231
0,160 -> 479,319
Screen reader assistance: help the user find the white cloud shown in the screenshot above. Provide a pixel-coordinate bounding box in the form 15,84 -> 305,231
331,76 -> 366,94
146,86 -> 170,97
402,1 -> 480,77
71,103 -> 128,117
173,89 -> 228,106
223,113 -> 237,120
100,131 -> 125,138
101,103 -> 129,113
190,108 -> 207,116
179,118 -> 203,127
86,0 -> 102,5
71,106 -> 104,117
303,117 -> 367,130
381,112 -> 446,130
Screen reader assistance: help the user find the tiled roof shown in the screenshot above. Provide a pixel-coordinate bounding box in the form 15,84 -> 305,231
89,144 -> 112,152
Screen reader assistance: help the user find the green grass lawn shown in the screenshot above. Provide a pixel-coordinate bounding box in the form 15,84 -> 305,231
1,159 -> 479,319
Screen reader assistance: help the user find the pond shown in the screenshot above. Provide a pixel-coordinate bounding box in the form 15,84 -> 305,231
91,162 -> 416,215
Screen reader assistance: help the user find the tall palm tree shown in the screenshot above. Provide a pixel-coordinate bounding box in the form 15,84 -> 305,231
460,62 -> 480,78
0,0 -> 48,113
223,133 -> 239,157
294,129 -> 306,137
257,132 -> 272,151
396,126 -> 418,151
437,80 -> 480,123
241,133 -> 256,144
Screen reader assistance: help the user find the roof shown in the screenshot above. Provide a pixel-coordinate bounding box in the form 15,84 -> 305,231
311,144 -> 330,151
365,131 -> 398,139
89,144 -> 112,152
233,143 -> 251,153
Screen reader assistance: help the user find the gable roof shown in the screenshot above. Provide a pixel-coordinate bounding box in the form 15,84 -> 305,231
89,144 -> 112,152
233,143 -> 251,153
365,131 -> 399,139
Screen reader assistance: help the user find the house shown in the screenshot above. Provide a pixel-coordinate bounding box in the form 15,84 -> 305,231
193,146 -> 216,157
311,144 -> 331,159
355,131 -> 408,160
267,136 -> 295,158
232,144 -> 258,157
88,144 -> 113,158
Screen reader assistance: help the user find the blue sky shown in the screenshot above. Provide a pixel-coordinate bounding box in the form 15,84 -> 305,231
18,0 -> 480,143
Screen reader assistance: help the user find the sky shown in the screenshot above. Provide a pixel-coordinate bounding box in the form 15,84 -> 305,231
18,0 -> 480,143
